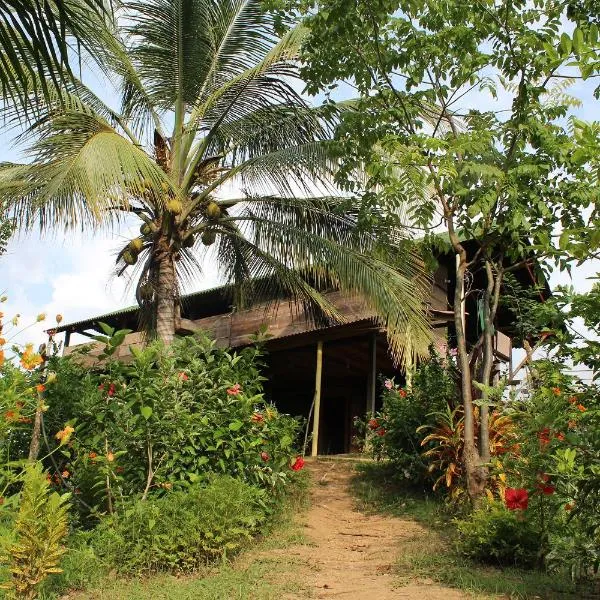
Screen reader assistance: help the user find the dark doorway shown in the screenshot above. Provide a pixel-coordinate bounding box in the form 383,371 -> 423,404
263,328 -> 400,454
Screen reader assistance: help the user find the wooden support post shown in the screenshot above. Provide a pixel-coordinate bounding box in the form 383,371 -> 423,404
366,332 -> 377,415
311,341 -> 324,457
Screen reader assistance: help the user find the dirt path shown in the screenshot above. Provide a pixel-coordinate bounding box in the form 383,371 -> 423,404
281,458 -> 470,600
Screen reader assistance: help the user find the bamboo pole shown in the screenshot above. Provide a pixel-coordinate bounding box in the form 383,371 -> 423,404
311,341 -> 323,457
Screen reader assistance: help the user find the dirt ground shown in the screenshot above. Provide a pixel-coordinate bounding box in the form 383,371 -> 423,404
281,458 -> 470,600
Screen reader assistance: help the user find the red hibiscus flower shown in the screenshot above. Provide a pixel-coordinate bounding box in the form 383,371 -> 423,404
260,451 -> 270,462
555,431 -> 565,441
398,389 -> 407,398
505,488 -> 529,510
227,383 -> 242,396
376,427 -> 386,436
368,418 -> 379,430
107,383 -> 116,397
538,427 -> 551,447
538,484 -> 555,495
251,413 -> 264,423
290,456 -> 305,471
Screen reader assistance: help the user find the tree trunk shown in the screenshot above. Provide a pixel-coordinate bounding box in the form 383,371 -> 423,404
27,394 -> 44,461
454,252 -> 487,502
155,243 -> 178,344
479,261 -> 495,463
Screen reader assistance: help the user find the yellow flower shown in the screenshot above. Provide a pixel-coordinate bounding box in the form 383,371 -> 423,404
36,313 -> 46,322
55,425 -> 75,444
46,372 -> 57,384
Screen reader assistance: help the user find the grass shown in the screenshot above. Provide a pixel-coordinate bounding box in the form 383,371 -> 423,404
31,473 -> 314,600
351,462 -> 591,600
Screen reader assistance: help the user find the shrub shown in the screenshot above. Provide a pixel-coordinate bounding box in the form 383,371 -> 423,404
361,349 -> 458,484
456,500 -> 542,568
89,475 -> 265,574
43,331 -> 303,518
0,463 -> 70,599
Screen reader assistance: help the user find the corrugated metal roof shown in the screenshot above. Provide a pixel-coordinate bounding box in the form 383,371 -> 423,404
50,284 -> 229,334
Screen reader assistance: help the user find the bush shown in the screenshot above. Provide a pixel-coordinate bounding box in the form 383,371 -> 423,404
88,475 -> 265,575
42,331 -> 303,519
456,500 -> 542,568
361,349 -> 458,484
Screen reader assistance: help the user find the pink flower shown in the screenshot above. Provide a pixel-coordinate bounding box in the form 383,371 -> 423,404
505,488 -> 529,510
290,456 -> 305,471
178,372 -> 189,381
227,383 -> 242,396
260,451 -> 270,462
107,383 -> 116,397
449,348 -> 458,356
384,379 -> 393,390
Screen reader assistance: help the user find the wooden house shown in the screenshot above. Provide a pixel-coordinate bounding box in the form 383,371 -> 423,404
52,243 -> 547,455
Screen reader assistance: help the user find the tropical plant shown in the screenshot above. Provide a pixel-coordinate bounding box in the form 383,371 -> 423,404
0,1 -> 114,106
0,0 -> 431,363
0,462 -> 70,600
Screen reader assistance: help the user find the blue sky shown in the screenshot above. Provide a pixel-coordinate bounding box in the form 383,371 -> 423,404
0,44 -> 598,352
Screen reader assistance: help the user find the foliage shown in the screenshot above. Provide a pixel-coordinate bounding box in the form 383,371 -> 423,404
456,500 -> 542,569
89,475 -> 265,575
420,407 -> 516,502
0,463 -> 70,600
361,350 -> 457,484
500,365 -> 600,578
42,329 -> 303,519
0,0 -> 432,363
268,0 -> 600,500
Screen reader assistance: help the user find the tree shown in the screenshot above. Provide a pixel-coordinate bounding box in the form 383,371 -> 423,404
269,0 -> 600,500
0,0 -> 114,106
0,0 -> 432,361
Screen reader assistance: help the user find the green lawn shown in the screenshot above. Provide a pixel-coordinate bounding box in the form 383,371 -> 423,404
351,462 -> 591,600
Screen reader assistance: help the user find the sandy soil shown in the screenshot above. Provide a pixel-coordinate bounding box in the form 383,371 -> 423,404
281,458 -> 470,600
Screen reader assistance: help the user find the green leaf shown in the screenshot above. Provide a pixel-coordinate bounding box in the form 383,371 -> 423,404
140,406 -> 153,420
560,33 -> 572,55
229,420 -> 243,431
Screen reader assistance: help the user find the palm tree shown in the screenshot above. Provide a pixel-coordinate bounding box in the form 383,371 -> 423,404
0,0 -> 113,105
0,0 -> 432,362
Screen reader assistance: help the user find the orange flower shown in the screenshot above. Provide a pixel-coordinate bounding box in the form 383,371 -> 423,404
398,389 -> 407,398
18,416 -> 32,424
0,349 -> 4,367
568,420 -> 577,430
568,396 -> 577,404
55,425 -> 75,443
577,404 -> 586,412
106,452 -> 115,462
89,451 -> 97,460
551,387 -> 561,396
251,412 -> 264,423
62,470 -> 70,479
20,345 -> 43,371
36,384 -> 46,393
565,502 -> 575,512
555,432 -> 565,441
227,383 -> 242,396
0,337 -> 5,346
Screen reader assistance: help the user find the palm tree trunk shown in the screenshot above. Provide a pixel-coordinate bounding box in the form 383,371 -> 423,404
155,244 -> 177,344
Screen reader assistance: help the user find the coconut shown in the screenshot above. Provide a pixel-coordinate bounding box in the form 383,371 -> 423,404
122,250 -> 138,265
167,199 -> 183,215
205,201 -> 221,220
201,230 -> 216,246
140,223 -> 153,236
183,234 -> 195,248
129,237 -> 144,253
